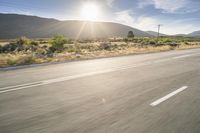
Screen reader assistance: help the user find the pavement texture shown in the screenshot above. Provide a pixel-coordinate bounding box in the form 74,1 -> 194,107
0,48 -> 200,133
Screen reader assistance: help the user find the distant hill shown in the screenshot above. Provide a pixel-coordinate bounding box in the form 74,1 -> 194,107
173,31 -> 200,37
0,13 -> 152,39
188,30 -> 200,37
174,34 -> 187,37
146,31 -> 168,37
147,30 -> 200,38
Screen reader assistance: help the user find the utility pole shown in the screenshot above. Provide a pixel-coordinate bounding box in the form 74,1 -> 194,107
157,24 -> 161,38
157,24 -> 162,42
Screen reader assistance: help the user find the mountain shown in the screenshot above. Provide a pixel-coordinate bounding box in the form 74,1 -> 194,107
174,31 -> 200,37
146,31 -> 168,37
0,13 -> 152,39
188,30 -> 200,37
174,34 -> 187,37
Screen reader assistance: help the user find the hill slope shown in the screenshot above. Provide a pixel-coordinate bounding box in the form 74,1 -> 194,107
188,30 -> 200,37
0,13 -> 152,39
146,31 -> 168,36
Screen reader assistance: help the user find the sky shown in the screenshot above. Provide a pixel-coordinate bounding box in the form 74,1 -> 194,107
0,0 -> 200,35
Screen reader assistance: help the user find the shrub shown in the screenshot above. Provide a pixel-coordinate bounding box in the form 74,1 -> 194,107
149,40 -> 156,45
16,36 -> 30,45
141,39 -> 149,45
21,56 -> 35,65
67,47 -> 76,53
184,41 -> 189,45
162,38 -> 173,43
35,48 -> 47,56
1,43 -> 18,53
30,41 -> 39,46
49,35 -> 68,50
169,43 -> 179,47
7,58 -> 17,66
123,38 -> 128,43
99,43 -> 111,50
74,43 -> 81,54
0,45 -> 2,53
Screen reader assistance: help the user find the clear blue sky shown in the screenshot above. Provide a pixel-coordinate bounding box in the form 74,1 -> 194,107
0,0 -> 200,35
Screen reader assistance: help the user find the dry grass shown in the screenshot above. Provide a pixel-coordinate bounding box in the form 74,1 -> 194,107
1,41 -> 200,68
0,53 -> 51,67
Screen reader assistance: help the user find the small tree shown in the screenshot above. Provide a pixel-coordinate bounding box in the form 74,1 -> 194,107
127,31 -> 135,38
49,35 -> 68,50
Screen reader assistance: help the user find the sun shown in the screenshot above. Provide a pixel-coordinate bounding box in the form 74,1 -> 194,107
81,3 -> 99,21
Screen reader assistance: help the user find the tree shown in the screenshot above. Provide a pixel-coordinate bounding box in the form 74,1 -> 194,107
127,31 -> 135,38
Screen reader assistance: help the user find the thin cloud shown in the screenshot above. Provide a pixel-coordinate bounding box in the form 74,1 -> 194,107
153,0 -> 187,13
114,10 -> 135,27
138,0 -> 200,13
114,10 -> 159,31
106,0 -> 115,7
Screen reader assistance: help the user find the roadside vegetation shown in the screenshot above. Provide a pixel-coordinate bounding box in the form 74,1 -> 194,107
1,33 -> 200,67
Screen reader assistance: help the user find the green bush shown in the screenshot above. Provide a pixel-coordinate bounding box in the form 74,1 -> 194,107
184,41 -> 189,45
149,40 -> 156,45
162,38 -> 173,43
141,39 -> 149,45
16,36 -> 30,45
49,35 -> 68,50
30,41 -> 39,46
7,59 -> 17,66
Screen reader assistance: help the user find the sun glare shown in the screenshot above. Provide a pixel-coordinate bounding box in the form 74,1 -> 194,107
81,3 -> 99,21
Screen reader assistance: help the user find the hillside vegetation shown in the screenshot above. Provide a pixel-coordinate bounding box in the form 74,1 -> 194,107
1,36 -> 200,67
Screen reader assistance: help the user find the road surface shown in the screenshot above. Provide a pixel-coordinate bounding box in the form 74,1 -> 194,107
0,49 -> 200,133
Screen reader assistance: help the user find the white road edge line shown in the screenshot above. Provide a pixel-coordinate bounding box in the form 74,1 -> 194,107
173,53 -> 200,59
0,65 -> 138,94
150,86 -> 188,107
0,83 -> 44,94
0,82 -> 42,90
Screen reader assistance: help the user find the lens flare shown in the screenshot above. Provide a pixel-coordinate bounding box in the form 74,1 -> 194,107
81,3 -> 99,21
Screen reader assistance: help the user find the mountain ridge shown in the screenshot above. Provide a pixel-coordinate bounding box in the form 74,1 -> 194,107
188,30 -> 200,37
0,13 -> 152,39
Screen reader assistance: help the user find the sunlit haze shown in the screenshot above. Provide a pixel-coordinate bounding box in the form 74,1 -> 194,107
81,2 -> 100,21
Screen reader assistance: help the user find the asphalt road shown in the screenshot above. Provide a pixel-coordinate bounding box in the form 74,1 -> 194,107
0,48 -> 200,133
